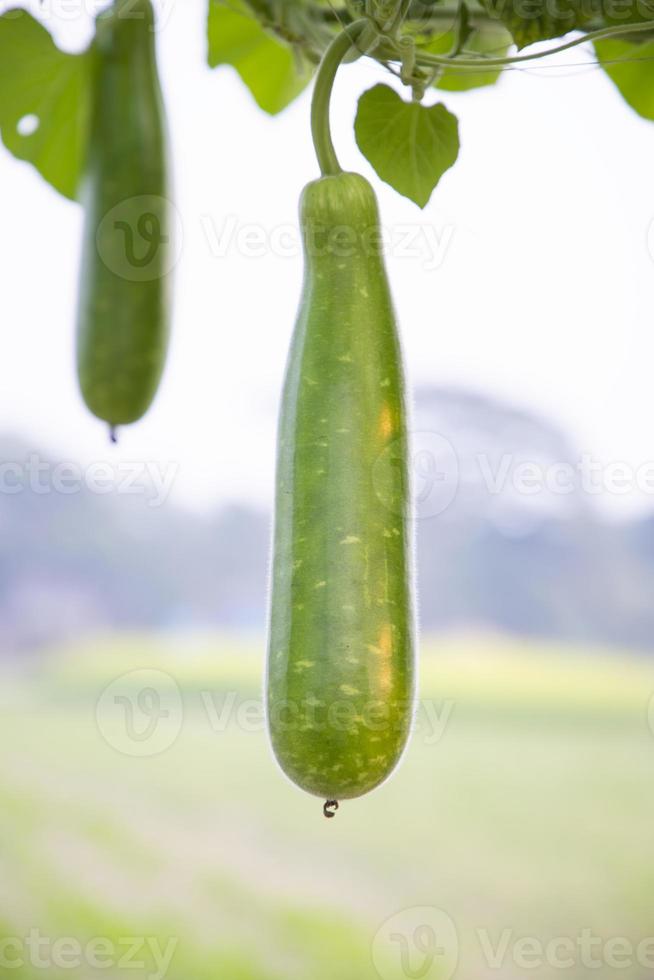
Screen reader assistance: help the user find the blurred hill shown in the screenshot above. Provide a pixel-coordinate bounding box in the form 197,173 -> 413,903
3,386 -> 654,653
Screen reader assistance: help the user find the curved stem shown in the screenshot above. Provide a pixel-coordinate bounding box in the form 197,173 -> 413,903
311,18 -> 369,176
407,18 -> 654,71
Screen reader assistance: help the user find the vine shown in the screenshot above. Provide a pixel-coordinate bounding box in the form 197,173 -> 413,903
1,0 -> 653,207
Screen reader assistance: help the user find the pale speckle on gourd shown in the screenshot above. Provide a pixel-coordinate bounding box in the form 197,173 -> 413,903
380,378 -> 391,387
340,684 -> 359,695
340,535 -> 361,545
294,660 -> 315,671
314,580 -> 327,589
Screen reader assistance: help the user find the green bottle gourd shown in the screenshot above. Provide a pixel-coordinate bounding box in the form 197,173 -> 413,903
267,23 -> 415,810
76,0 -> 171,432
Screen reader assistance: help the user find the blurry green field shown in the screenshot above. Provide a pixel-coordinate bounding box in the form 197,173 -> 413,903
1,632 -> 653,980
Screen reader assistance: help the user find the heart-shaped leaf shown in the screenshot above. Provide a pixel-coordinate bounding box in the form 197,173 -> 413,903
0,9 -> 91,200
355,84 -> 459,208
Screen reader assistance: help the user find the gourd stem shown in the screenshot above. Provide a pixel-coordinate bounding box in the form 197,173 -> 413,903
311,19 -> 368,176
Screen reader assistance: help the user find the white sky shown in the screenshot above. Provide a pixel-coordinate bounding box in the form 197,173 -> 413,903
2,0 -> 654,516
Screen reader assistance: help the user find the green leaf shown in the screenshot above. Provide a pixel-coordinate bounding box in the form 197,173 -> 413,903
480,0 -> 599,48
354,84 -> 459,208
0,9 -> 91,200
482,0 -> 654,49
423,23 -> 512,91
595,37 -> 654,120
207,0 -> 313,115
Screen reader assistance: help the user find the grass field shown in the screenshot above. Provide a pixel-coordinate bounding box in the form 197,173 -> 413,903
1,632 -> 653,980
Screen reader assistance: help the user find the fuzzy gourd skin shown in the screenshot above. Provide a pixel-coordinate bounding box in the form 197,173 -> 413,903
267,172 -> 415,801
76,0 -> 171,426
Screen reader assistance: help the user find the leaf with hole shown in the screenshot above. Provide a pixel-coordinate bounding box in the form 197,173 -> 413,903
207,0 -> 313,115
354,84 -> 459,208
0,9 -> 91,200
